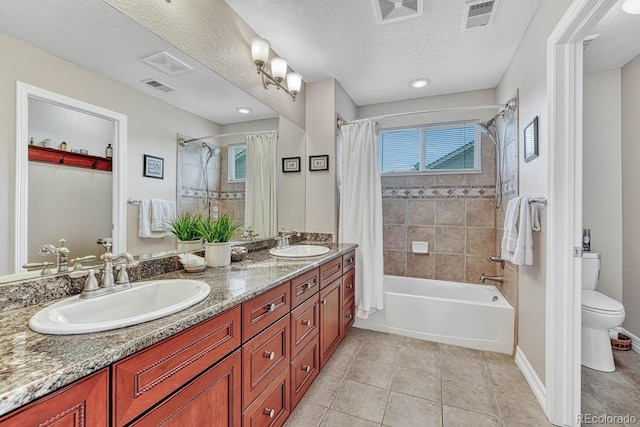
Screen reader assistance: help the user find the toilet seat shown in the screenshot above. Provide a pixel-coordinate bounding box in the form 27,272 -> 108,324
582,290 -> 625,315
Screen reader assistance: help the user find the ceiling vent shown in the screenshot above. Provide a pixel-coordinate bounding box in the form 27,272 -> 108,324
583,34 -> 600,50
142,51 -> 193,76
373,0 -> 423,24
141,78 -> 175,93
463,0 -> 500,30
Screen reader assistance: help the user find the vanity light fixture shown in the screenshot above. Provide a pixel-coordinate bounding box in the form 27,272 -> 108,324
236,107 -> 252,114
250,37 -> 302,102
410,78 -> 431,88
622,0 -> 640,14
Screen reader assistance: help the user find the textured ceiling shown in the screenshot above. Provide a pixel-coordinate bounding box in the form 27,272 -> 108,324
584,0 -> 640,72
0,0 -> 277,125
225,0 -> 543,106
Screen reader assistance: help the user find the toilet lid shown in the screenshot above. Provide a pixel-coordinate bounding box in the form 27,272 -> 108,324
582,290 -> 625,314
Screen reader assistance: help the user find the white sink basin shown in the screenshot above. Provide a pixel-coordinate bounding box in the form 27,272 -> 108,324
269,245 -> 330,258
29,279 -> 211,335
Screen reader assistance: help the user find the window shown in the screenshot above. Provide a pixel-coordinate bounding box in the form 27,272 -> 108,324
228,144 -> 246,182
378,121 -> 480,174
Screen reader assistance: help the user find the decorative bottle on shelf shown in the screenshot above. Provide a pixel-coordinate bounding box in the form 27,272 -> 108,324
29,137 -> 34,145
583,229 -> 591,252
60,141 -> 67,151
105,144 -> 113,158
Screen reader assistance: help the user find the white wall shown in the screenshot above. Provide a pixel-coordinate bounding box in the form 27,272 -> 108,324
0,32 -> 220,274
622,54 -> 640,338
497,0 -> 574,384
583,69 -> 623,301
278,116 -> 306,231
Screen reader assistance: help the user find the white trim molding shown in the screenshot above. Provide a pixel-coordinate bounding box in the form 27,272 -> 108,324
15,82 -> 128,272
545,1 -> 616,425
515,346 -> 546,410
617,327 -> 640,354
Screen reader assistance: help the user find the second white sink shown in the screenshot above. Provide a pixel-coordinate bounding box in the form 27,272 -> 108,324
269,245 -> 330,258
29,279 -> 211,335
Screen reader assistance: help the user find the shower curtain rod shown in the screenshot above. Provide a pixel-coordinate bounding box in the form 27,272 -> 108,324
337,100 -> 517,127
180,129 -> 278,144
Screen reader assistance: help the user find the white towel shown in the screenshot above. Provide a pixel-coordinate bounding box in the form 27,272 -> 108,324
150,199 -> 176,232
138,199 -> 169,238
513,197 -> 541,266
501,196 -> 524,262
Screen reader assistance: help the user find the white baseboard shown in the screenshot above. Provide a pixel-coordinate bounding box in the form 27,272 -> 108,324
616,327 -> 640,354
515,346 -> 546,411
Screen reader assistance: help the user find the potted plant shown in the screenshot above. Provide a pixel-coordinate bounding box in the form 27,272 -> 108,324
195,213 -> 242,267
167,212 -> 203,253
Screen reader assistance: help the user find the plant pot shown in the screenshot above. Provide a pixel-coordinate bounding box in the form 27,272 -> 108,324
204,242 -> 231,267
176,239 -> 203,253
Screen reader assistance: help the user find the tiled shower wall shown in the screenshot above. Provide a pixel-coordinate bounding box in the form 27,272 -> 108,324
382,135 -> 500,283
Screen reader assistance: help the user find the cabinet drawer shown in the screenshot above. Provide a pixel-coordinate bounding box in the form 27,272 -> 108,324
113,306 -> 241,427
319,257 -> 342,289
290,293 -> 320,357
342,268 -> 355,301
343,296 -> 355,335
342,250 -> 356,274
0,369 -> 109,427
243,282 -> 290,342
242,314 -> 290,409
242,367 -> 290,427
290,267 -> 319,308
129,350 -> 242,427
290,334 -> 320,409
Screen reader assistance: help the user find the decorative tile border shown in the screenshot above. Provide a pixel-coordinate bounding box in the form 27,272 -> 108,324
219,192 -> 245,200
381,186 -> 496,199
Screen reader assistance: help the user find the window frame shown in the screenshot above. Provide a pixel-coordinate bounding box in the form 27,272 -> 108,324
227,143 -> 247,183
378,120 -> 483,176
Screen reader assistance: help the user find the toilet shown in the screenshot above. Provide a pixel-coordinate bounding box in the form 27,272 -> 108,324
581,252 -> 626,372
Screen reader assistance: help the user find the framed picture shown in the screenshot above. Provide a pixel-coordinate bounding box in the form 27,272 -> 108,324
282,156 -> 301,173
143,154 -> 164,179
524,116 -> 539,163
309,155 -> 329,171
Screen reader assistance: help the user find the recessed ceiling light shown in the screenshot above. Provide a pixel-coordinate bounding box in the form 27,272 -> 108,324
410,78 -> 431,88
623,0 -> 640,14
236,107 -> 252,114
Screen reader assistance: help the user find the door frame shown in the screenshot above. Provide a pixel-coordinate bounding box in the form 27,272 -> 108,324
545,0 -> 616,425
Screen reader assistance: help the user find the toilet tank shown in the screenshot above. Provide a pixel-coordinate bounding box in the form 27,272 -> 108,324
582,252 -> 600,290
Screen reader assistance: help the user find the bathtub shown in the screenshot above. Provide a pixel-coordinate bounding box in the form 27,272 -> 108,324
353,275 -> 515,354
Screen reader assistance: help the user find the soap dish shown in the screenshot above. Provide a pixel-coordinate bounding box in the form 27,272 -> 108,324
184,263 -> 206,273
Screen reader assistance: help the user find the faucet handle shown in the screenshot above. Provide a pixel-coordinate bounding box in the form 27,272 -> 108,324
22,262 -> 54,275
70,255 -> 97,271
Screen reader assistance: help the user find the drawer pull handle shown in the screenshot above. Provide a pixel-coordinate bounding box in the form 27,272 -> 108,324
264,408 -> 275,418
321,299 -> 327,305
266,303 -> 276,312
304,282 -> 312,290
264,351 -> 275,360
302,319 -> 311,326
346,314 -> 353,319
347,284 -> 353,289
302,365 -> 311,372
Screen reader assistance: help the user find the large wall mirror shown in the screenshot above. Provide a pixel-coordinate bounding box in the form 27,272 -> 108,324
0,1 -> 306,282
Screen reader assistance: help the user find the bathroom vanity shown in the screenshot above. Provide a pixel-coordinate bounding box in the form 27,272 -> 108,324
0,244 -> 356,427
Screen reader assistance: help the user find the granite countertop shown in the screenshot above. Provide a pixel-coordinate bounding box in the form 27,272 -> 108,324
0,243 -> 357,417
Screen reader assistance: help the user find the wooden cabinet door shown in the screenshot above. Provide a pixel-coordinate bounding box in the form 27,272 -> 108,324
0,369 -> 108,427
129,350 -> 242,427
319,277 -> 342,368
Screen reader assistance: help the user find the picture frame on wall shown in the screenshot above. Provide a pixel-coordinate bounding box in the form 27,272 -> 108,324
524,116 -> 539,163
309,155 -> 329,171
143,154 -> 164,179
282,157 -> 301,173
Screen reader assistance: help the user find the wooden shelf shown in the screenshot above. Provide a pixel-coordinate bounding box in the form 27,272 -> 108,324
28,145 -> 112,172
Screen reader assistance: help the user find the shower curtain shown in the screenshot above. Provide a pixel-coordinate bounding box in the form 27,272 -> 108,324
339,120 -> 384,319
245,132 -> 278,238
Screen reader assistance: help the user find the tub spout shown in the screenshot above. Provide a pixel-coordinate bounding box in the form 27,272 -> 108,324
480,274 -> 504,284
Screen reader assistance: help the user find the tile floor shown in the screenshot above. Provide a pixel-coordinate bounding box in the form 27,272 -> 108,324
582,349 -> 640,427
284,327 -> 552,427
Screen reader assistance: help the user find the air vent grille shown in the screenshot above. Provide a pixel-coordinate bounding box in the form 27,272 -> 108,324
373,0 -> 423,24
142,52 -> 193,76
463,0 -> 499,30
141,78 -> 175,93
583,34 -> 599,50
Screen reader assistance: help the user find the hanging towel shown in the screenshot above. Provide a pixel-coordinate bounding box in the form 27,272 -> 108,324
138,199 -> 169,238
513,197 -> 541,266
150,199 -> 176,232
501,196 -> 524,262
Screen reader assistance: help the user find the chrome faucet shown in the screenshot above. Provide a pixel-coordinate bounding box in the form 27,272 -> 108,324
243,226 -> 259,241
480,274 -> 504,284
39,239 -> 70,272
275,228 -> 301,249
487,256 -> 505,269
79,243 -> 138,299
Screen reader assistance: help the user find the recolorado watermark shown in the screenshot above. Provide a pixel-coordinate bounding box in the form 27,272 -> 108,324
577,413 -> 637,424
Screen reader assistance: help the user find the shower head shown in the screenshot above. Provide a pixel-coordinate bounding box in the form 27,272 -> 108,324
202,142 -> 220,154
474,122 -> 498,147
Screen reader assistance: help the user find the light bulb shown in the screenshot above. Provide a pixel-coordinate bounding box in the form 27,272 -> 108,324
286,72 -> 302,95
270,57 -> 288,82
250,37 -> 270,67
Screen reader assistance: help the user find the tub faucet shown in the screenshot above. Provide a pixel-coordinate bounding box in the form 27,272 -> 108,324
480,274 -> 504,284
39,239 -> 70,272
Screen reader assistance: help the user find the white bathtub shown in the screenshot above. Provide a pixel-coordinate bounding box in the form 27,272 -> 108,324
354,275 -> 515,354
